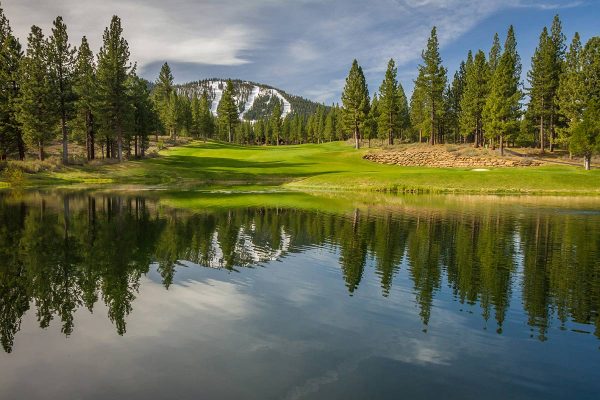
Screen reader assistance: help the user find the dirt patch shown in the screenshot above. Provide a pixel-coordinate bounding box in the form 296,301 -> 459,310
363,145 -> 542,168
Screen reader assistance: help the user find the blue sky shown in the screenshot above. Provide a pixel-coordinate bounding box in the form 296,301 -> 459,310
2,0 -> 598,103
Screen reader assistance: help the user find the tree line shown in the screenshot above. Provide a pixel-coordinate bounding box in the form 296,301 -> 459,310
0,5 -> 158,162
1,5 -> 599,168
340,16 -> 600,168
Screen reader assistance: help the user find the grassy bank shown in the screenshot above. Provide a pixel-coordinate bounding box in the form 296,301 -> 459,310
8,141 -> 600,194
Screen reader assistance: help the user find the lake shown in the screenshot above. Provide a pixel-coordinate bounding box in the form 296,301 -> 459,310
0,190 -> 599,399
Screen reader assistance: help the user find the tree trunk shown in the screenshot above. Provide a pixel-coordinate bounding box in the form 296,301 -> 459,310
17,135 -> 25,160
38,141 -> 44,161
584,155 -> 591,170
134,135 -> 138,158
117,123 -> 123,162
228,124 -> 232,143
354,125 -> 360,149
419,129 -> 422,143
500,134 -> 504,157
61,114 -> 68,164
539,114 -> 545,154
86,111 -> 95,160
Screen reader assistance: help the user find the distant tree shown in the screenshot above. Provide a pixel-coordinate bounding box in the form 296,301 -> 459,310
17,26 -> 56,160
270,99 -> 282,145
341,59 -> 370,149
446,62 -> 466,143
72,36 -> 96,160
96,16 -> 132,161
47,16 -> 76,164
0,6 -> 24,160
488,33 -> 501,75
217,80 -> 239,143
378,59 -> 400,145
410,68 -> 428,143
197,91 -> 214,139
418,27 -> 447,145
153,62 -> 174,135
365,93 -> 379,147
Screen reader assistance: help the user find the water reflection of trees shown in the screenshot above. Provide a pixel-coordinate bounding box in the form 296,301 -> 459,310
0,193 -> 599,352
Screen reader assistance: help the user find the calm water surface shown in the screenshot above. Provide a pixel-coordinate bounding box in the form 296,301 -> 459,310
0,191 -> 599,399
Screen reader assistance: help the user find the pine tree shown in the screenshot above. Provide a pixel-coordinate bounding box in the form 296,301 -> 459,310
0,5 -> 24,160
17,26 -> 56,160
323,108 -> 335,142
483,26 -> 522,155
489,33 -> 501,75
557,33 -> 584,151
129,74 -> 155,157
48,16 -> 76,164
153,62 -> 174,135
528,17 -> 564,153
570,37 -> 600,169
198,91 -> 214,140
341,59 -> 370,149
460,50 -> 489,147
418,27 -> 447,145
270,99 -> 282,145
397,83 -> 410,142
365,93 -> 378,147
378,59 -> 400,145
446,62 -> 466,143
410,68 -> 428,143
96,16 -> 132,161
217,80 -> 239,143
72,36 -> 96,160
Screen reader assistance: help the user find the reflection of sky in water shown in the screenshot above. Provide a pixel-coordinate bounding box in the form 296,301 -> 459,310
2,245 -> 598,400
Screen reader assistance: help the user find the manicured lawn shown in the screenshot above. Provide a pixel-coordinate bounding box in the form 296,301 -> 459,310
23,141 -> 600,194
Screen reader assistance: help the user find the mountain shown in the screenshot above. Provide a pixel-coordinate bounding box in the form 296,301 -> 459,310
175,79 -> 324,120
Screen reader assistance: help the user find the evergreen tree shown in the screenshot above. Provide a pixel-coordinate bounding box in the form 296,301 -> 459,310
217,79 -> 239,143
0,5 -> 24,159
483,26 -> 522,155
72,36 -> 96,160
418,27 -> 447,145
153,62 -> 173,135
341,59 -> 370,149
557,33 -> 584,151
378,58 -> 400,145
129,74 -> 155,157
198,91 -> 214,139
47,16 -> 76,164
365,93 -> 379,147
17,26 -> 56,160
190,95 -> 200,139
270,99 -> 282,145
323,108 -> 336,142
460,50 -> 489,147
570,37 -> 600,169
528,16 -> 564,153
410,68 -> 428,142
397,83 -> 410,142
446,62 -> 466,143
489,33 -> 501,75
96,16 -> 132,161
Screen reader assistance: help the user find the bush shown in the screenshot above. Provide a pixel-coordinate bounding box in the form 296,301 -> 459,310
1,165 -> 25,186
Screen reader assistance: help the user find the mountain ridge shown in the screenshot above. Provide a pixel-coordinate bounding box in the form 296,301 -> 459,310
175,78 -> 324,120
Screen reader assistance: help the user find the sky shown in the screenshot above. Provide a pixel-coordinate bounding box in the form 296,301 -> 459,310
1,0 -> 598,104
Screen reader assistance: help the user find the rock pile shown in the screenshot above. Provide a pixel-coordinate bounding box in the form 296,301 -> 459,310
363,146 -> 542,168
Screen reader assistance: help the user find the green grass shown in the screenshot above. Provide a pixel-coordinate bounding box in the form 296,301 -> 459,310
23,141 -> 600,194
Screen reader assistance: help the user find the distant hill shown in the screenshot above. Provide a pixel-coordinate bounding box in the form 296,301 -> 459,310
175,79 -> 323,120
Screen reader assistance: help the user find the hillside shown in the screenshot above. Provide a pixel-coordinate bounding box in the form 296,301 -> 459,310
176,79 -> 323,120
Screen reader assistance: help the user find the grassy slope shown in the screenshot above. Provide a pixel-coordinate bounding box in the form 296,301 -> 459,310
21,141 -> 600,194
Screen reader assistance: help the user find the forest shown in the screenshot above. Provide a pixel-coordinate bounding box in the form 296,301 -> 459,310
0,5 -> 599,168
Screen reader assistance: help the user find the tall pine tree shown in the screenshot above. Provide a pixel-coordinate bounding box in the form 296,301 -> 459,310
418,27 -> 447,145
17,26 -> 56,160
460,50 -> 489,147
48,16 -> 75,164
72,36 -> 96,160
341,59 -> 370,149
557,33 -> 584,152
96,15 -> 132,161
0,5 -> 24,159
217,80 -> 239,143
378,59 -> 400,145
